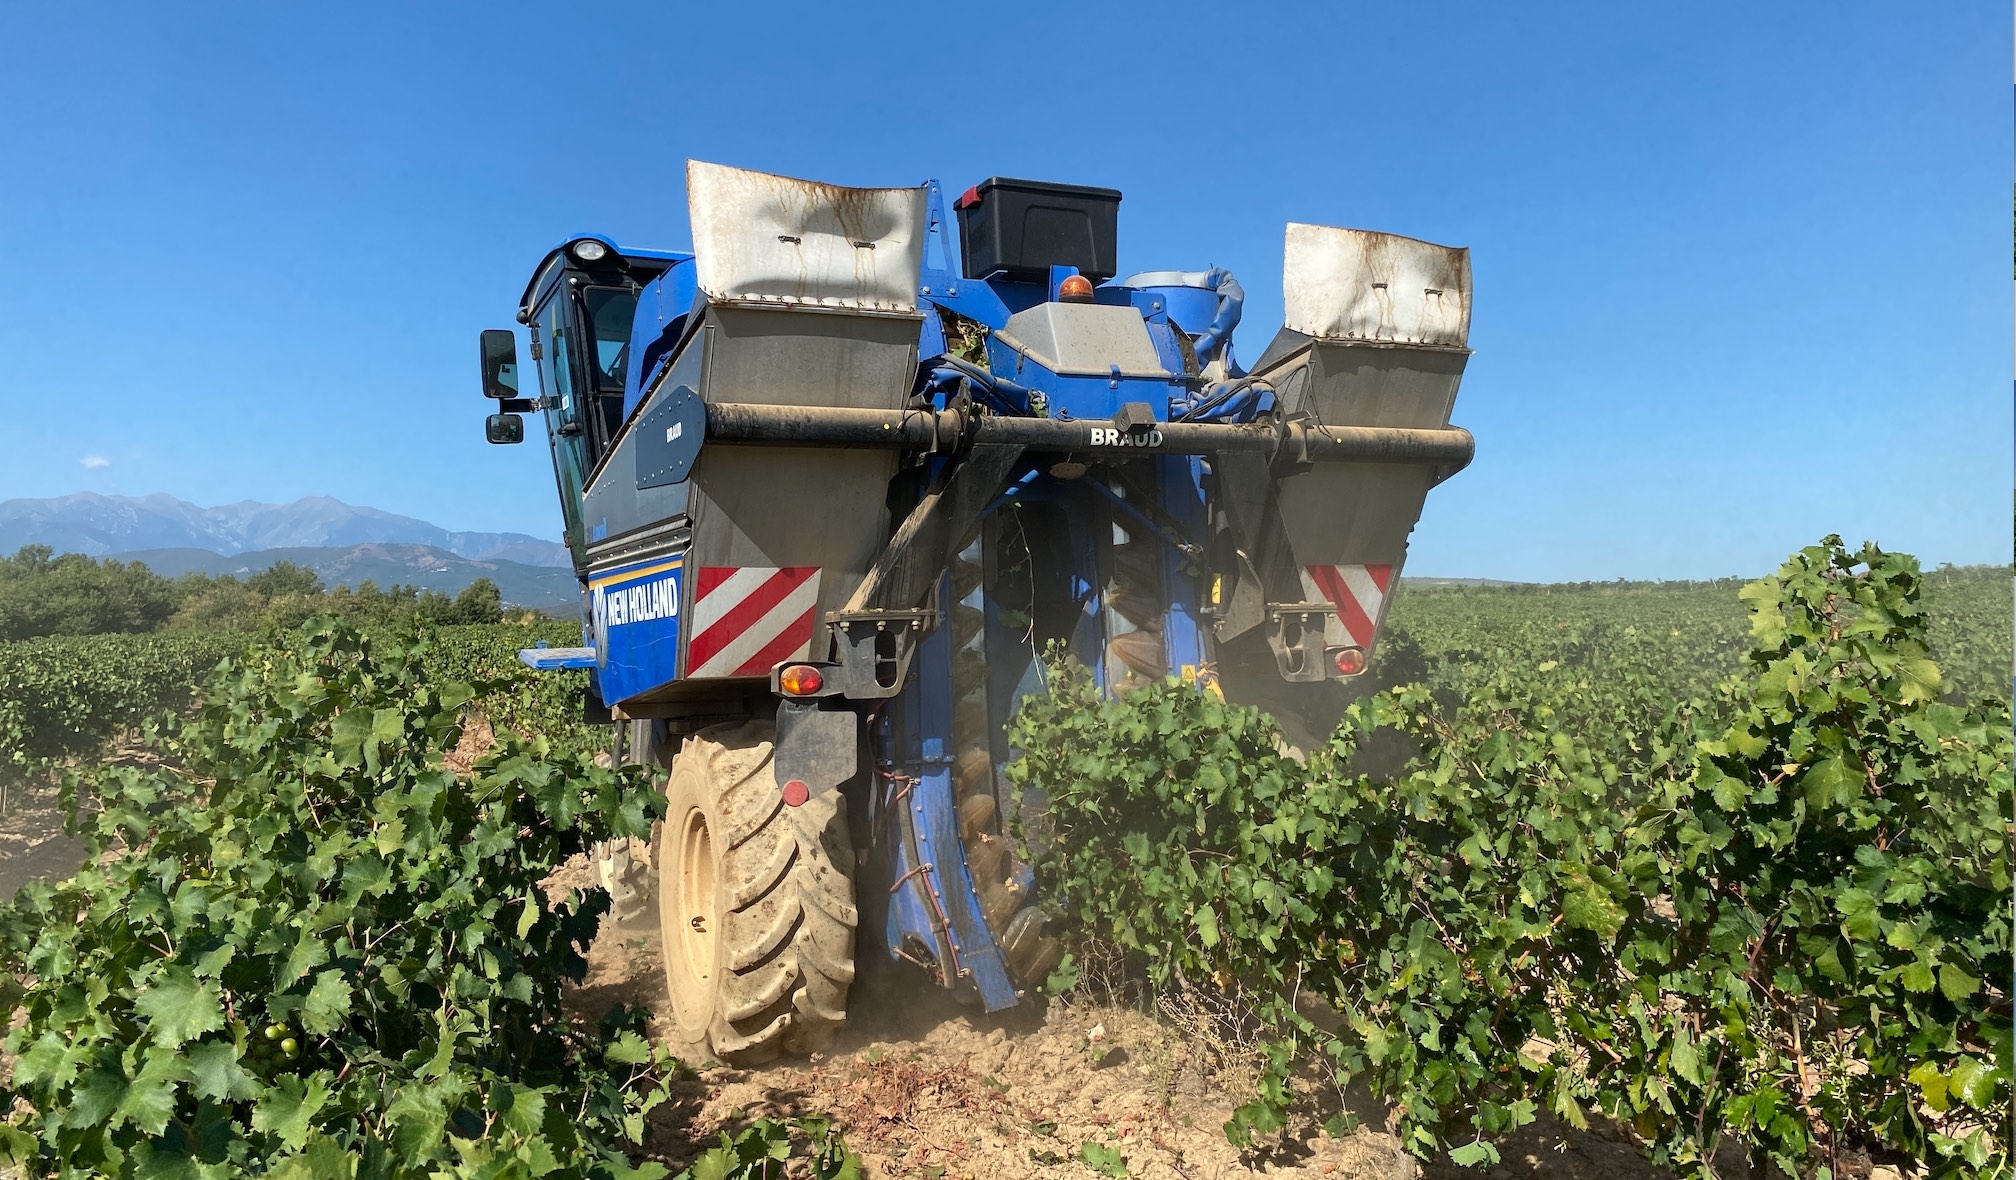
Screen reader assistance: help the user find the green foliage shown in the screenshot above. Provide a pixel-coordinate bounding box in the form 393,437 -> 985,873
422,622 -> 607,759
0,546 -> 178,640
321,578 -> 508,630
1387,561 -> 2010,714
1042,952 -> 1081,997
167,574 -> 268,631
680,1117 -> 861,1180
0,544 -> 529,640
1639,540 -> 2012,1176
0,619 -> 594,792
441,578 -> 506,627
0,619 -> 678,1176
0,631 -> 239,783
244,561 -> 326,600
320,580 -> 497,631
1076,1138 -> 1129,1176
1011,538 -> 2010,1178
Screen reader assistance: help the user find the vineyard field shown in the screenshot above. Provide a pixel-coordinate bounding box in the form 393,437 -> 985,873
0,550 -> 2005,1176
0,619 -> 602,793
0,565 -> 2005,800
1387,563 -> 2011,705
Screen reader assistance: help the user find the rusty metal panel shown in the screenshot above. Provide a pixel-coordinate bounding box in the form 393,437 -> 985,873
687,160 -> 927,312
1282,224 -> 1471,346
1256,226 -> 1471,568
674,303 -> 915,648
586,291 -> 921,657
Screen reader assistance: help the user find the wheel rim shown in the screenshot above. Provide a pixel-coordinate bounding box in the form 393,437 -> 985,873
676,806 -> 717,985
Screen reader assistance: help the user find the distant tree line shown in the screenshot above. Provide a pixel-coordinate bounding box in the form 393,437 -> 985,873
1416,562 -> 2008,598
0,546 -> 508,641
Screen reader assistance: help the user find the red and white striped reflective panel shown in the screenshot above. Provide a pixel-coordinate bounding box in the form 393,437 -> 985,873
686,567 -> 822,679
1299,563 -> 1397,649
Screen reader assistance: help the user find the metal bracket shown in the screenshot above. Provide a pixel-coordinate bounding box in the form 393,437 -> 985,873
827,609 -> 935,699
774,698 -> 858,797
1264,605 -> 1331,683
1214,450 -> 1310,638
1112,401 -> 1157,433
1082,467 -> 1204,567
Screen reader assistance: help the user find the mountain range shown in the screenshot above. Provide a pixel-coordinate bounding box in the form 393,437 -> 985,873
0,493 -> 577,609
118,544 -> 578,610
0,493 -> 569,567
2,492 -> 1522,613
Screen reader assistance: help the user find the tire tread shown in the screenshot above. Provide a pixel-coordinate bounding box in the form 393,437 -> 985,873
662,720 -> 856,1063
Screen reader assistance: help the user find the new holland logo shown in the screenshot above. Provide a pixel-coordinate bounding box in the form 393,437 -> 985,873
592,575 -> 679,630
588,561 -> 682,667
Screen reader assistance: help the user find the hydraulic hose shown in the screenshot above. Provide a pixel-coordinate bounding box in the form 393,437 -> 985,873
931,356 -> 1040,415
1188,267 -> 1245,364
1175,375 -> 1272,423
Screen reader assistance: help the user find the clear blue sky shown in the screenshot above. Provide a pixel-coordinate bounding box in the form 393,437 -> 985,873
0,2 -> 2007,581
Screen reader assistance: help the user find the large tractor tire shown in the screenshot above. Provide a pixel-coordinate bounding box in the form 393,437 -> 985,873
656,719 -> 857,1064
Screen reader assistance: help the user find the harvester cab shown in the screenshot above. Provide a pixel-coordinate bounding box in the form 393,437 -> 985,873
478,162 -> 1474,1063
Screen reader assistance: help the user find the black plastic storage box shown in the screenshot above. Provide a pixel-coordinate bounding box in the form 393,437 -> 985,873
955,177 -> 1121,284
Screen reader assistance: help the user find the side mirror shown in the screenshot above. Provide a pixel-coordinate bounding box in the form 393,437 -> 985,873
480,329 -> 520,399
486,413 -> 524,445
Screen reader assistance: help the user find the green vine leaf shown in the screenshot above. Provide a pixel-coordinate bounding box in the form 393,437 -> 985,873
133,965 -> 226,1048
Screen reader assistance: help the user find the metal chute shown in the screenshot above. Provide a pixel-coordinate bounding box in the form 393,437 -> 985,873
1219,224 -> 1473,680
647,164 -> 931,691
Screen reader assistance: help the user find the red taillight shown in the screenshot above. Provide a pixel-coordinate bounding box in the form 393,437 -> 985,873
782,780 -> 810,807
1332,647 -> 1367,677
779,664 -> 824,696
1058,274 -> 1094,302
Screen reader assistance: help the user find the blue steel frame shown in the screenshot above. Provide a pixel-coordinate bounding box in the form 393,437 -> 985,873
881,594 -> 1021,1010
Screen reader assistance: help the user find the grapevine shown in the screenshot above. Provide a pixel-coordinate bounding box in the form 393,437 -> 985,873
1010,540 -> 2011,1177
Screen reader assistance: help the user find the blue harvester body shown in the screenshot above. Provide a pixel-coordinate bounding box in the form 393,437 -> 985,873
479,162 -> 1476,1018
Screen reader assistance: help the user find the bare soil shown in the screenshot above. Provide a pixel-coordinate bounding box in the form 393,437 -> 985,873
555,859 -> 1686,1180
0,793 -> 83,904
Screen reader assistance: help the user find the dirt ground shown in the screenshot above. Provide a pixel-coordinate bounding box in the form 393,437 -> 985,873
553,855 -> 1686,1180
0,793 -> 82,905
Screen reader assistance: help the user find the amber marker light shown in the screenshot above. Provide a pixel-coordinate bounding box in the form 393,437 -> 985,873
778,664 -> 825,696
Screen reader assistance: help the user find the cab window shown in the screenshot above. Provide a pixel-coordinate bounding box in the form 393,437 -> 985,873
535,295 -> 590,560
581,287 -> 638,449
583,287 -> 637,394
539,298 -> 580,428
